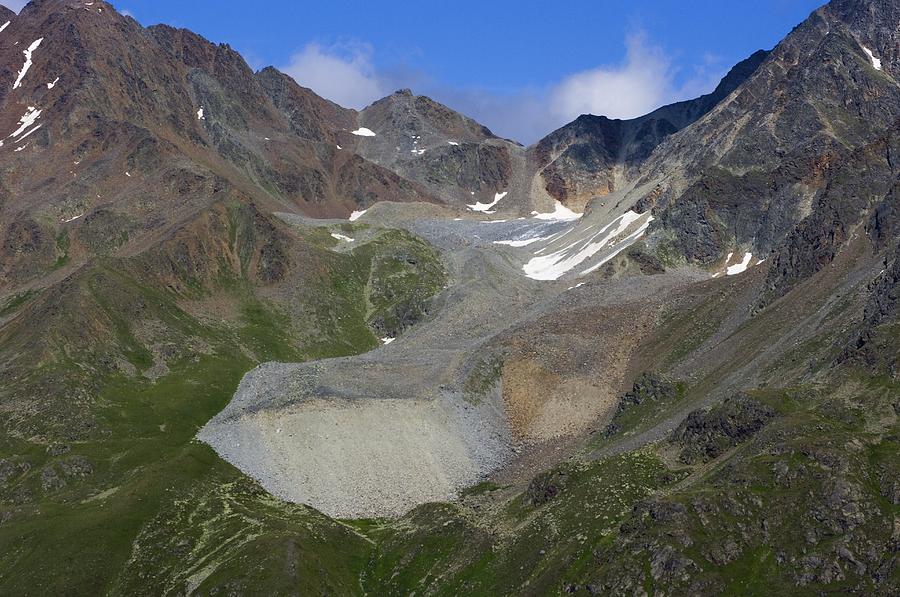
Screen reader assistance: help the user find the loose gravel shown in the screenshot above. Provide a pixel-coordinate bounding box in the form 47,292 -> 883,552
199,204 -> 706,518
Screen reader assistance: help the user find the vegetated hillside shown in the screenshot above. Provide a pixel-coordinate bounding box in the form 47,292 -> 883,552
0,206 -> 447,593
0,0 -> 898,595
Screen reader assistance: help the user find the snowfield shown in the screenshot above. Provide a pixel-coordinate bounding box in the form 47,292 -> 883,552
523,211 -> 652,280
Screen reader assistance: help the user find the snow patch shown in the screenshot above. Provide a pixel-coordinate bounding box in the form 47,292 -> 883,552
447,141 -> 459,146
726,252 -> 753,276
9,106 -> 41,138
532,200 -> 582,222
411,148 -> 426,156
467,191 -> 507,213
197,107 -> 205,120
351,127 -> 376,137
47,77 -> 59,89
381,337 -> 395,345
330,232 -> 354,243
0,21 -> 10,34
523,211 -> 650,281
349,209 -> 367,222
863,46 -> 883,71
13,38 -> 43,90
580,217 -> 654,275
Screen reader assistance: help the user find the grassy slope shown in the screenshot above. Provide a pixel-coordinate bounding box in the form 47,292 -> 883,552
1,211 -> 897,595
355,248 -> 898,595
0,220 -> 445,595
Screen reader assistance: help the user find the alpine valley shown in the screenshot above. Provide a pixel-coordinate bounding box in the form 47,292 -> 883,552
0,0 -> 899,595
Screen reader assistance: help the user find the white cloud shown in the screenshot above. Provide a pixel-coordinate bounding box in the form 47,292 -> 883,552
281,42 -> 386,110
1,0 -> 27,12
280,33 -> 722,144
437,34 -> 722,142
549,33 -> 677,122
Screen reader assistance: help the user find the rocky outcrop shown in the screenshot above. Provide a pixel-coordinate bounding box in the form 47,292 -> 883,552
604,372 -> 680,435
670,394 -> 775,464
632,0 -> 900,266
353,89 -> 518,206
845,239 -> 900,375
761,129 -> 899,305
524,467 -> 570,506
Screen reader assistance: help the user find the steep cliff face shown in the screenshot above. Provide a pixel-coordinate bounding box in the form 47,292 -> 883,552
531,50 -> 770,212
632,0 -> 900,267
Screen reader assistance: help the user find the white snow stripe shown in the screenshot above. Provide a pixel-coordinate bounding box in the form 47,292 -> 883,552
523,211 -> 649,281
16,123 -> 42,141
580,217 -> 654,275
9,107 -> 41,138
13,38 -> 44,90
0,21 -> 10,34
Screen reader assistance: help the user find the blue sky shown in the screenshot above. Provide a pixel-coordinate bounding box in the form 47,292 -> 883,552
4,0 -> 826,141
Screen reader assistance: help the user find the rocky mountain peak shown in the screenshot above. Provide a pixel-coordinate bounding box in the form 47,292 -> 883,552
362,88 -> 497,143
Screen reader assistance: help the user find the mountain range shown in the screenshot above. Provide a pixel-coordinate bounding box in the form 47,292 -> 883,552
0,0 -> 898,595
